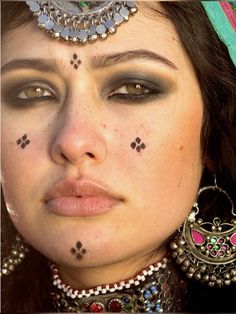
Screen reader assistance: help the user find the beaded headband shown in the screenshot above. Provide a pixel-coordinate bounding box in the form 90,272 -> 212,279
202,1 -> 236,66
26,1 -> 137,44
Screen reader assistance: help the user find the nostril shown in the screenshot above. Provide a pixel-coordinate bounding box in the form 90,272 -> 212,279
86,152 -> 95,158
61,152 -> 69,160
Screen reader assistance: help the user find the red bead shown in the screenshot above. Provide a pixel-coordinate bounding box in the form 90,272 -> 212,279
90,302 -> 105,312
108,299 -> 122,312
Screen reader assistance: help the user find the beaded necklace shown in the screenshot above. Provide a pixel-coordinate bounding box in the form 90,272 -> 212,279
50,258 -> 186,312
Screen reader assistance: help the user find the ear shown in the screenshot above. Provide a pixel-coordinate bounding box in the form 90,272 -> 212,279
202,154 -> 214,172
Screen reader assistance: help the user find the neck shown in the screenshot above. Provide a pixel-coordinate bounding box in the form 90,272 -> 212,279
57,248 -> 166,290
50,250 -> 186,313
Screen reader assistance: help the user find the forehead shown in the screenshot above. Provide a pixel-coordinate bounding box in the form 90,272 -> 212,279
2,4 -> 190,71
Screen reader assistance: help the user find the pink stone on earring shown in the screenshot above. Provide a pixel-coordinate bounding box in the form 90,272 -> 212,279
191,229 -> 205,245
230,233 -> 236,246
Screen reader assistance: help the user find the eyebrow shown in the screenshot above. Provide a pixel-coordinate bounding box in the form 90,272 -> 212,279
1,49 -> 178,75
1,58 -> 64,76
90,49 -> 178,70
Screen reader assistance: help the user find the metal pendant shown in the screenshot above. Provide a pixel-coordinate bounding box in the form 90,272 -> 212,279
171,182 -> 236,287
26,1 -> 138,44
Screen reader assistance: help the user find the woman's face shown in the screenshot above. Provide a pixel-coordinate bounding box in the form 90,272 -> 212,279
1,4 -> 203,273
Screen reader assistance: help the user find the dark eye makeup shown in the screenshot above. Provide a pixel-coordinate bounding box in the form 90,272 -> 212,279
1,79 -> 59,108
2,71 -> 173,109
105,72 -> 173,104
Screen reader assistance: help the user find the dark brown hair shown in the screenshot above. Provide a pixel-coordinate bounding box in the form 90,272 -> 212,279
1,1 -> 236,312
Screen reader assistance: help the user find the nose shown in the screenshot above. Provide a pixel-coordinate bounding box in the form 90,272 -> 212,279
50,109 -> 107,167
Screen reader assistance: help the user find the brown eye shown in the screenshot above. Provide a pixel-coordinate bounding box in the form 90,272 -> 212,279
110,83 -> 150,96
125,83 -> 150,95
17,87 -> 52,99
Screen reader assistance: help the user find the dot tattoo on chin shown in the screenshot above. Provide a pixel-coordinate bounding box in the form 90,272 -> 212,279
131,137 -> 146,152
16,134 -> 30,149
71,241 -> 86,260
70,53 -> 81,69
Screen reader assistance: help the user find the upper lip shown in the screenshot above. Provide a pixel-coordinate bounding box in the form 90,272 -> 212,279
45,179 -> 122,201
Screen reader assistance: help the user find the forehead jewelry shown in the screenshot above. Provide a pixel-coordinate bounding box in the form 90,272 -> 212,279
26,1 -> 137,44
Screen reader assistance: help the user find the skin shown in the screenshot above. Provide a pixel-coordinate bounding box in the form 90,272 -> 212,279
1,4 -> 203,289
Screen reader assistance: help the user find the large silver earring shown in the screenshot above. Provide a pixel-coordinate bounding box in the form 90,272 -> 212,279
1,235 -> 29,277
171,175 -> 236,287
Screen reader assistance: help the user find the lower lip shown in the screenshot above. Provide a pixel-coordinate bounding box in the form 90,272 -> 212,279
46,196 -> 119,217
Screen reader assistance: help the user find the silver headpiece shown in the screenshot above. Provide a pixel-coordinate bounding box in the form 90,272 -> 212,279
26,1 -> 138,44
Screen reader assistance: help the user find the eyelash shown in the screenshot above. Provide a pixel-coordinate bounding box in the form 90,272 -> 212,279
4,78 -> 166,108
5,82 -> 57,107
107,80 -> 165,103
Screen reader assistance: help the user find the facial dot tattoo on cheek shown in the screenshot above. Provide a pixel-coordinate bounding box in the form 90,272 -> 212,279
131,137 -> 146,153
70,53 -> 81,70
70,241 -> 86,260
16,134 -> 30,149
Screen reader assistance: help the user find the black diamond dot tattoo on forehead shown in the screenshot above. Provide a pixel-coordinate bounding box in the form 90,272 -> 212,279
16,134 -> 30,149
71,241 -> 86,260
131,137 -> 146,153
70,53 -> 82,70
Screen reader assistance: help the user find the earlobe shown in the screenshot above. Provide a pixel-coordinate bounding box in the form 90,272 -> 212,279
202,156 -> 214,172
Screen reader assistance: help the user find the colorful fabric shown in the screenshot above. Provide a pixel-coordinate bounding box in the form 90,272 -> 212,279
202,1 -> 236,66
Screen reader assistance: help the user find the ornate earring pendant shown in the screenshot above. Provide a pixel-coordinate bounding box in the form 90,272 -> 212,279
1,235 -> 29,277
171,176 -> 236,287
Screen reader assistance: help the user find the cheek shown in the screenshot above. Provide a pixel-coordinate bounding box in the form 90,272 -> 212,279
1,125 -> 49,212
125,97 -> 203,233
128,107 -> 202,180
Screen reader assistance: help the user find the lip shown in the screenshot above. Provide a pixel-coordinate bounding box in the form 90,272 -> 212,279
45,179 -> 122,217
